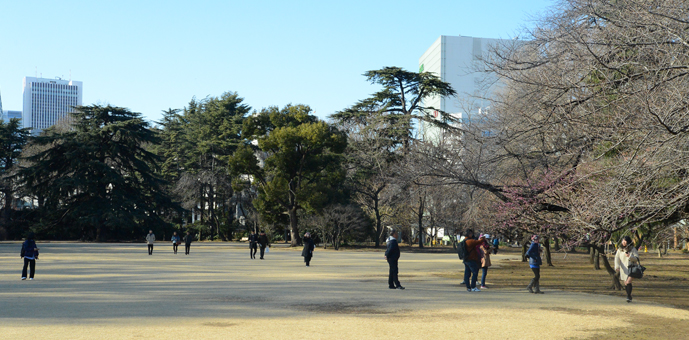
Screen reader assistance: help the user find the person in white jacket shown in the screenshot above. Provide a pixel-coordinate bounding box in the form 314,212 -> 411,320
614,236 -> 639,302
145,230 -> 156,255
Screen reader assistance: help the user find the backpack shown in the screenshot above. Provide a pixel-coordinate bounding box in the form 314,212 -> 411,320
457,239 -> 468,260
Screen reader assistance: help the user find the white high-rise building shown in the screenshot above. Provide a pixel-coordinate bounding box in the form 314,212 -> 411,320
22,77 -> 82,134
419,35 -> 507,141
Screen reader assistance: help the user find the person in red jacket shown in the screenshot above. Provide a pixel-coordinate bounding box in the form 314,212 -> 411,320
462,230 -> 486,292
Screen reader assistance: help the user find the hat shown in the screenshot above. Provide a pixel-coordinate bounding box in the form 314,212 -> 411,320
484,234 -> 491,239
304,232 -> 311,238
531,235 -> 540,241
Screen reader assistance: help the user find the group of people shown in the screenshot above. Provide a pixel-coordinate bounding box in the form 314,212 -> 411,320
18,227 -> 641,303
458,229 -> 494,292
248,231 -> 270,259
146,230 -> 194,255
385,227 -> 642,303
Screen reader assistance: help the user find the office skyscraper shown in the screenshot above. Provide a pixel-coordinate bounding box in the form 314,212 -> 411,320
22,77 -> 82,134
419,35 -> 507,141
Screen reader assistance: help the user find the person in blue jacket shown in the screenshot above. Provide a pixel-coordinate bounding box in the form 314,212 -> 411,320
20,232 -> 40,280
385,229 -> 404,290
171,232 -> 181,254
526,235 -> 544,294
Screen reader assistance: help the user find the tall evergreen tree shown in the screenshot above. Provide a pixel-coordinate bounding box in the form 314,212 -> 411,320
19,105 -> 176,240
0,118 -> 30,237
233,104 -> 347,246
170,92 -> 250,240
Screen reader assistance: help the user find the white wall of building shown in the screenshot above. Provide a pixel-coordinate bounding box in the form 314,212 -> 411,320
419,35 -> 506,141
23,77 -> 82,134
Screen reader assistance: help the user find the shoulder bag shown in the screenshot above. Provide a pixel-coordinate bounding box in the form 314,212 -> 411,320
628,258 -> 646,279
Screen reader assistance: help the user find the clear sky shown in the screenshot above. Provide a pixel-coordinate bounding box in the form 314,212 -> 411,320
0,0 -> 552,124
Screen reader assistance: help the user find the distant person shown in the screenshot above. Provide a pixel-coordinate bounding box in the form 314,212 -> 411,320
249,231 -> 259,259
146,230 -> 155,255
20,232 -> 39,280
462,230 -> 486,292
385,229 -> 404,289
171,232 -> 181,254
480,235 -> 493,289
615,236 -> 639,302
492,237 -> 500,255
258,231 -> 270,259
302,232 -> 315,266
526,235 -> 544,294
183,231 -> 194,255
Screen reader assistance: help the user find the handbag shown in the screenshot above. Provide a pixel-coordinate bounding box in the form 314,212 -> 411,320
628,259 -> 646,279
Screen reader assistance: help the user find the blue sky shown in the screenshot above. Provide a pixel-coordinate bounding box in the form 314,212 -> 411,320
0,0 -> 552,124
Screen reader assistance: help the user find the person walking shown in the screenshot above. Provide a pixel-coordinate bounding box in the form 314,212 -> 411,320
492,237 -> 500,255
302,232 -> 315,266
146,230 -> 155,255
171,232 -> 181,254
462,230 -> 486,292
258,231 -> 270,259
385,229 -> 404,289
183,231 -> 194,255
615,236 -> 639,302
480,235 -> 492,289
249,231 -> 259,259
20,233 -> 39,280
526,235 -> 544,294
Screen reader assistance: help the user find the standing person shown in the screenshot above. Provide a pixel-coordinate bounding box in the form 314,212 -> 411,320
20,233 -> 39,280
492,237 -> 500,255
171,232 -> 181,254
249,231 -> 259,259
385,229 -> 404,289
463,230 -> 486,292
615,236 -> 639,302
146,230 -> 155,255
457,231 -> 467,285
302,232 -> 315,266
526,235 -> 544,294
183,231 -> 194,255
258,231 -> 270,260
480,235 -> 492,289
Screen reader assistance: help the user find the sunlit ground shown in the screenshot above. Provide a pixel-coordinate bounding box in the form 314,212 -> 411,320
0,242 -> 687,339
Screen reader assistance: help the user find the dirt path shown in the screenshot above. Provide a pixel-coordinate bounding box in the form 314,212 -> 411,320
1,243 -> 687,339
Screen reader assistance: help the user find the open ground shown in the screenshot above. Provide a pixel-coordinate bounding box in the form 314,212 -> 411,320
1,242 -> 688,340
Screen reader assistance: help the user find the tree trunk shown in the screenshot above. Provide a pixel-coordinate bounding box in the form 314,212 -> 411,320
553,237 -> 560,251
521,239 -> 529,262
288,207 -> 300,247
417,195 -> 425,248
594,248 -> 601,270
543,237 -> 553,266
374,196 -> 382,248
589,246 -> 596,264
657,246 -> 663,258
596,245 -> 622,290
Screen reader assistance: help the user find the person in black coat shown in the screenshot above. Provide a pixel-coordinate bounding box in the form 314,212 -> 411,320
384,229 -> 404,290
20,232 -> 40,280
183,231 -> 194,255
249,231 -> 259,259
302,232 -> 315,266
258,231 -> 270,259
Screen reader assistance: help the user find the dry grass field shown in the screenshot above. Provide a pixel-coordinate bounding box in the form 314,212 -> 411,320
0,242 -> 687,340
